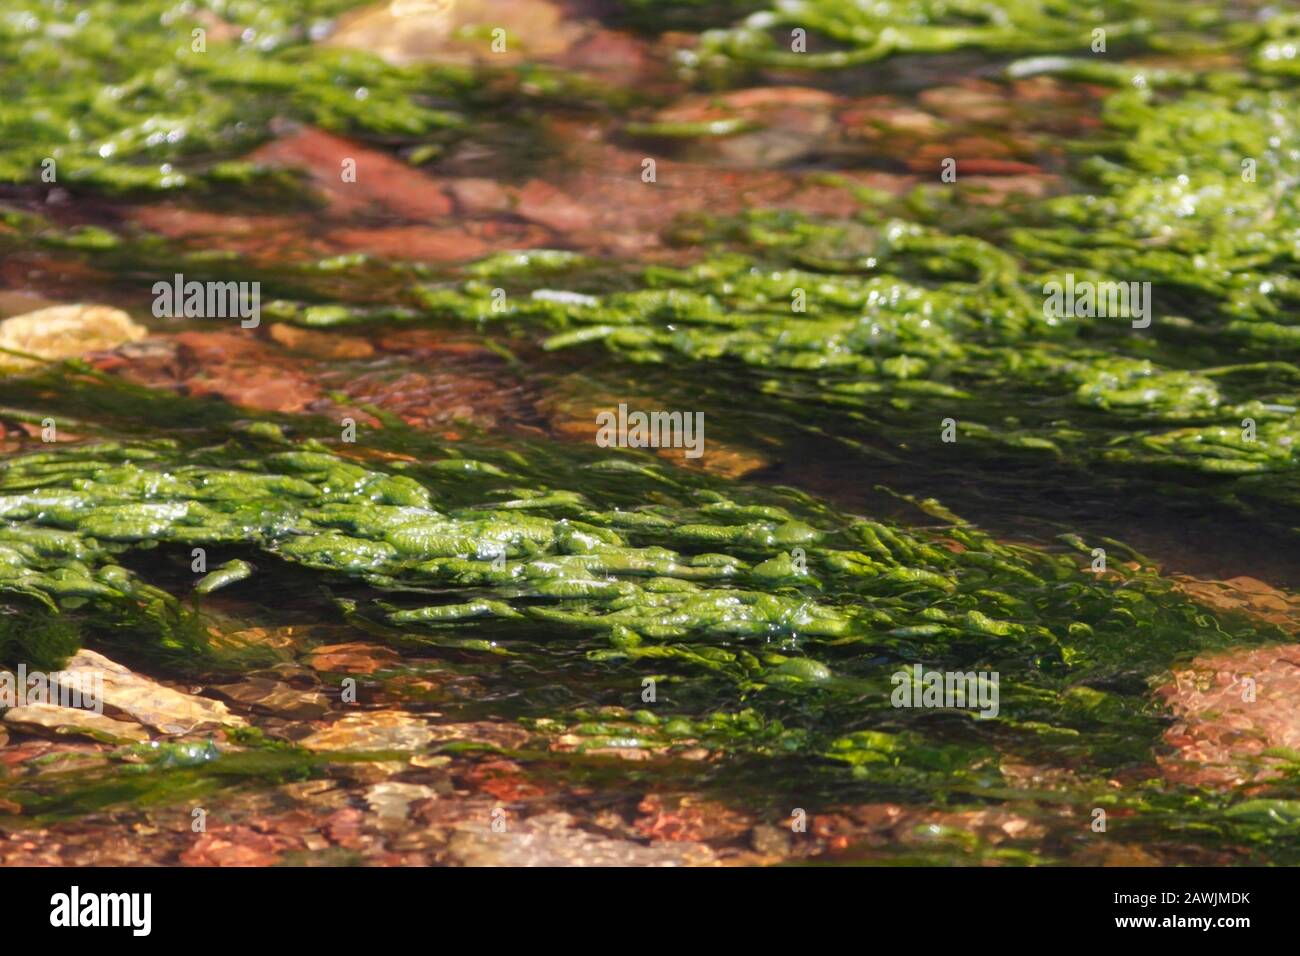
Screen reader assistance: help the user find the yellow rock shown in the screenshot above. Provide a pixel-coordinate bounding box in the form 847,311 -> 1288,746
326,0 -> 584,67
57,648 -> 246,735
0,304 -> 147,371
267,323 -> 375,360
3,702 -> 152,744
300,710 -> 436,752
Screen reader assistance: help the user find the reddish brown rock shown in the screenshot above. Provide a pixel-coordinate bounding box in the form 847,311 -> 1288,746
249,127 -> 454,222
1155,643 -> 1300,788
634,793 -> 754,844
306,642 -> 400,675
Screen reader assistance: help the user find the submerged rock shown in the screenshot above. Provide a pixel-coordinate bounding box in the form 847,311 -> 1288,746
326,0 -> 586,67
210,678 -> 332,720
447,811 -> 718,866
1155,643 -> 1300,789
0,305 -> 147,371
306,642 -> 400,675
3,702 -> 151,744
300,710 -> 436,752
365,781 -> 440,826
57,649 -> 246,735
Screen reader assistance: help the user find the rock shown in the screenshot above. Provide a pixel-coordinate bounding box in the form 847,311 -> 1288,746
334,364 -> 535,434
640,87 -> 837,169
545,391 -> 769,478
210,678 -> 333,720
812,803 -> 1045,854
841,101 -> 942,138
3,703 -> 151,744
1155,643 -> 1300,788
248,127 -> 453,222
325,224 -> 491,262
365,781 -> 439,825
514,180 -> 593,234
634,793 -> 754,843
102,330 -> 325,414
207,625 -> 303,654
918,83 -> 1016,124
325,0 -> 586,68
305,642 -> 399,675
180,825 -> 297,867
267,323 -> 375,360
750,824 -> 791,857
460,758 -> 547,800
907,135 -> 1039,175
426,720 -> 532,750
0,290 -> 60,317
1071,842 -> 1165,867
446,178 -> 513,217
447,811 -> 718,866
56,649 -> 246,735
0,305 -> 147,370
558,28 -> 657,87
299,710 -> 435,752
1174,575 -> 1300,632
124,205 -> 310,261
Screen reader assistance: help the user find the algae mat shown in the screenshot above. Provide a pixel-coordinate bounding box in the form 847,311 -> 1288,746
0,0 -> 1298,867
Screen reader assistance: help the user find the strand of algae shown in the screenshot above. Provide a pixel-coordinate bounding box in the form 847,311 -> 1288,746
686,0 -> 1255,73
240,32 -> 1300,520
0,0 -> 616,194
0,343 -> 1290,854
0,0 -> 1298,859
0,383 -> 1280,778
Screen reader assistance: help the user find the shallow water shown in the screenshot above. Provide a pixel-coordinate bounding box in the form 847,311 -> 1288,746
1,0 -> 1299,867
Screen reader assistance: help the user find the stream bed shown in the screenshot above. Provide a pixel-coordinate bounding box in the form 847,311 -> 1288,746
1,0 -> 1300,866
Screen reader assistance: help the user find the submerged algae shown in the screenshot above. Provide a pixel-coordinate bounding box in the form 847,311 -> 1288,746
0,0 -> 514,193
0,410 -> 1281,796
688,0 -> 1254,73
2,0 -> 1300,861
280,55 -> 1300,525
7,7 -> 1297,520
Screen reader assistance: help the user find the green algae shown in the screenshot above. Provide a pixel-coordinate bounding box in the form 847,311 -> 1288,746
0,389 -> 1281,807
687,0 -> 1251,74
0,340 -> 1293,861
0,737 -> 328,821
0,0 -> 450,191
0,0 -> 619,194
265,43 -> 1298,529
335,218 -> 1300,525
194,558 -> 254,594
1,0 -> 1300,862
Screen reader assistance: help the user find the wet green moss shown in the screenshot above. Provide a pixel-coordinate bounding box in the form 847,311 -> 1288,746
0,411 -> 1278,787
0,0 -> 600,194
2,0 -> 1300,860
284,50 -> 1297,525
687,0 -> 1249,74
